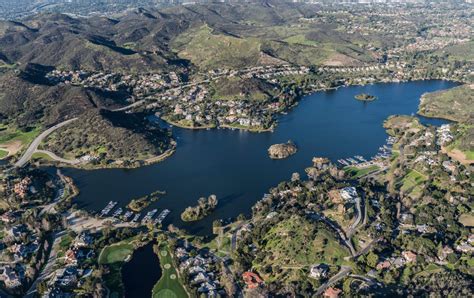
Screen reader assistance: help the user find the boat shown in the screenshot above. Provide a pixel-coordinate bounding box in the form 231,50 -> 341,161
347,158 -> 358,164
132,213 -> 141,223
100,201 -> 117,217
142,209 -> 158,223
112,208 -> 123,217
154,209 -> 171,225
123,211 -> 133,221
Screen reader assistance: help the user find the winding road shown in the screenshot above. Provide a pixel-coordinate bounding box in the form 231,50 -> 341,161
314,266 -> 352,296
14,118 -> 78,168
347,197 -> 362,238
35,150 -> 80,165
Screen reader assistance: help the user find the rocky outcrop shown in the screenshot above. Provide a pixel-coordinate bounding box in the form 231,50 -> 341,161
268,141 -> 297,159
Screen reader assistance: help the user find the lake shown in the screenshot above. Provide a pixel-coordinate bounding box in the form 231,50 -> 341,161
62,80 -> 458,235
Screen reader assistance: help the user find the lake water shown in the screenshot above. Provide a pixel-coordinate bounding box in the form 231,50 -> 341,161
121,242 -> 161,297
62,80 -> 458,235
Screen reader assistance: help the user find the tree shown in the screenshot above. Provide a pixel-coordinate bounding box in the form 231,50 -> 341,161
367,251 -> 379,268
37,280 -> 48,295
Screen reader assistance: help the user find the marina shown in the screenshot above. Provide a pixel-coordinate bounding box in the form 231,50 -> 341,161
154,209 -> 171,225
100,201 -> 117,217
98,202 -> 169,226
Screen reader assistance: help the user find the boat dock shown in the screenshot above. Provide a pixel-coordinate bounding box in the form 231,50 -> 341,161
100,201 -> 117,217
142,209 -> 158,224
154,209 -> 170,225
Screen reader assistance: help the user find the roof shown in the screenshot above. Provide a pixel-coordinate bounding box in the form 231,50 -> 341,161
324,287 -> 342,298
242,272 -> 263,289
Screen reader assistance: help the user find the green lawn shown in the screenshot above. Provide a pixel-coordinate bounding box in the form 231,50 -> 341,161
98,242 -> 134,264
0,126 -> 41,146
345,165 -> 380,178
0,149 -> 8,159
59,234 -> 74,251
400,170 -> 427,191
152,242 -> 188,298
31,152 -> 54,161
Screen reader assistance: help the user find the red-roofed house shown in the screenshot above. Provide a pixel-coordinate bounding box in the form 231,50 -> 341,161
324,287 -> 342,298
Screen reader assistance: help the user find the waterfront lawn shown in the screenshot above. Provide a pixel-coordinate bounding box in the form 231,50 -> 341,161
152,242 -> 188,298
0,149 -> 8,159
344,165 -> 379,178
98,242 -> 134,264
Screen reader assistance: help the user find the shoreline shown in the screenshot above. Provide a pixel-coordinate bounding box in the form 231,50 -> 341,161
17,78 -> 462,172
32,144 -> 177,171
161,116 -> 274,133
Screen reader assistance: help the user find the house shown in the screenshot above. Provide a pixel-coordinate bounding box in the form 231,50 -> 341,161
192,272 -> 209,285
7,225 -> 27,239
74,232 -> 93,247
376,260 -> 391,270
402,251 -> 417,263
340,187 -> 358,202
53,266 -> 78,288
324,287 -> 342,298
242,272 -> 263,289
309,264 -> 329,279
0,211 -> 19,223
189,266 -> 206,276
175,247 -> 188,259
0,265 -> 23,289
238,118 -> 251,127
198,281 -> 217,293
65,249 -> 78,265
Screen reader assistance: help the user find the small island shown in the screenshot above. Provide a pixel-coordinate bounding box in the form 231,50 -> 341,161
355,93 -> 377,101
268,141 -> 298,159
127,190 -> 166,212
181,194 -> 219,222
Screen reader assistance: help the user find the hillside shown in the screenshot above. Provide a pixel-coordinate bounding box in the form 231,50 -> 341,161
0,2 -> 379,73
418,84 -> 474,123
0,65 -> 127,128
41,109 -> 171,167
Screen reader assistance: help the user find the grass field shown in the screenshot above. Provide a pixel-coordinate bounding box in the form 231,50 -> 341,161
98,242 -> 135,264
0,126 -> 41,146
0,149 -> 8,159
344,165 -> 379,178
152,242 -> 188,298
400,170 -> 427,191
172,25 -> 261,70
31,152 -> 54,161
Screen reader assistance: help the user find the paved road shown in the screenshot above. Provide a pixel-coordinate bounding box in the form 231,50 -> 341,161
35,150 -> 80,165
14,118 -> 78,168
230,223 -> 245,251
111,99 -> 145,112
347,197 -> 362,238
314,266 -> 352,296
25,231 -> 65,297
